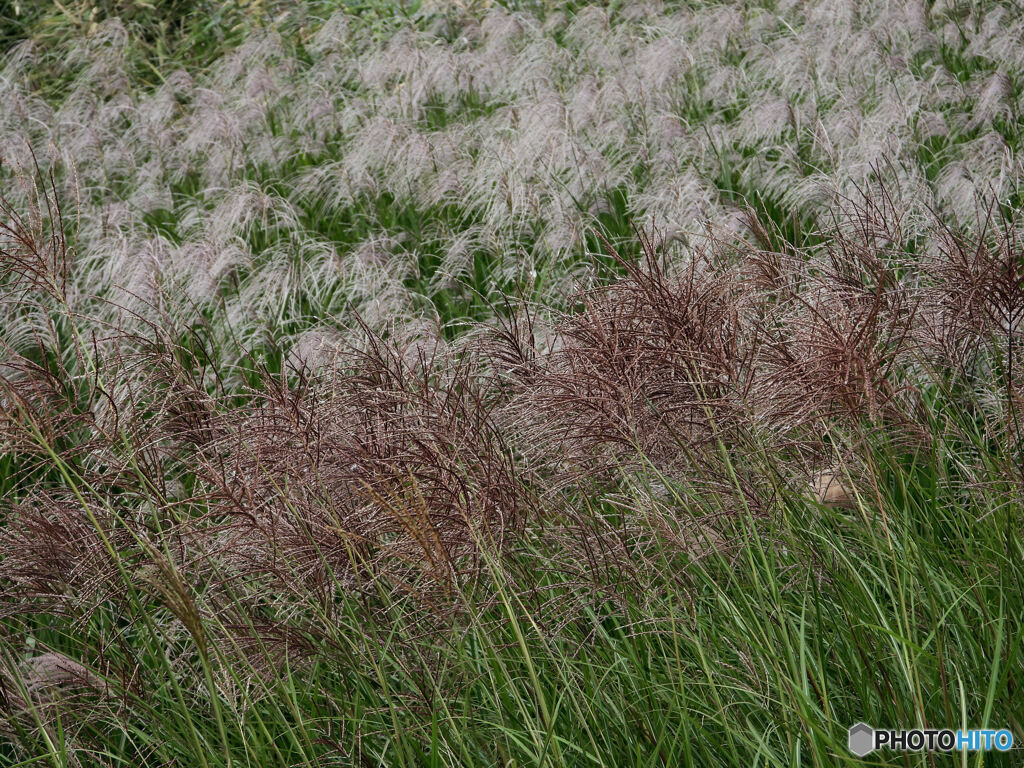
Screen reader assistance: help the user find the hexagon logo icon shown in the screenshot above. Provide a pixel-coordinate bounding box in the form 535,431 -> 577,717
848,722 -> 874,757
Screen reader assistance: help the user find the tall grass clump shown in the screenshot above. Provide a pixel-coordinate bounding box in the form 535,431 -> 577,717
2,0 -> 1023,766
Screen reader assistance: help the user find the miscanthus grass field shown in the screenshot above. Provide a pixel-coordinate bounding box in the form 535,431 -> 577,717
1,0 -> 1022,765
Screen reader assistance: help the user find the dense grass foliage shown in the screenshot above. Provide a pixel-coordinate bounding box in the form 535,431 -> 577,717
1,1 -> 1023,766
